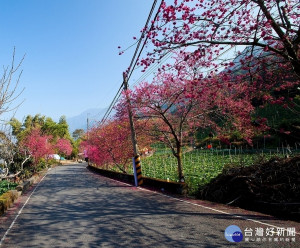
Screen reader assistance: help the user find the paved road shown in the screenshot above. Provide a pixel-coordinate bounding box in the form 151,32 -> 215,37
0,163 -> 299,247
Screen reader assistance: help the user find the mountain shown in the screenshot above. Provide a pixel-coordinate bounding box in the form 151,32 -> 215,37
225,46 -> 265,73
67,107 -> 108,133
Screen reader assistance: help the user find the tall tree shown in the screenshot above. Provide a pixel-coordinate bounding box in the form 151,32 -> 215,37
117,52 -> 258,181
57,115 -> 71,139
117,63 -> 204,182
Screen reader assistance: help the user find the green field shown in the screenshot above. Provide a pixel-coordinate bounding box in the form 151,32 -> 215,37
138,147 -> 297,194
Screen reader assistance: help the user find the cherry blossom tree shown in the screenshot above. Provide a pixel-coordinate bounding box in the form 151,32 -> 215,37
21,128 -> 54,165
128,0 -> 299,116
81,119 -> 152,173
140,0 -> 299,77
121,0 -> 299,144
118,59 -> 207,182
82,120 -> 132,172
56,138 -> 72,157
118,50 -> 263,181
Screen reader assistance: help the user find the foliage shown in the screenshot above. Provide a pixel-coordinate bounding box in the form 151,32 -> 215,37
70,139 -> 80,158
10,114 -> 72,143
0,180 -> 18,195
119,68 -> 200,181
79,0 -> 300,197
20,168 -> 33,180
71,129 -> 85,158
57,116 -> 71,139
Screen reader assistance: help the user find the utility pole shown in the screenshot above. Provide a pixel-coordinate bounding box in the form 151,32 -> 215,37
87,113 -> 90,139
87,113 -> 90,165
123,73 -> 139,156
123,73 -> 143,186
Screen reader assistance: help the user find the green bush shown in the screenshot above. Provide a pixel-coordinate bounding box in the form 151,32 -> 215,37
0,180 -> 18,195
37,159 -> 47,171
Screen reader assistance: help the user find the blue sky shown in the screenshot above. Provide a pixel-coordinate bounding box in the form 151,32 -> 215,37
0,0 -> 154,122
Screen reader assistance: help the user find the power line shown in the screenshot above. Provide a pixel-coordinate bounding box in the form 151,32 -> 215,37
99,0 -> 161,125
127,0 -> 163,82
131,51 -> 173,88
127,0 -> 158,79
130,24 -> 203,89
99,84 -> 123,125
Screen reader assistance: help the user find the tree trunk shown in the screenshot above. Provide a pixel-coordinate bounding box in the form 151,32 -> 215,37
21,155 -> 31,171
176,143 -> 185,182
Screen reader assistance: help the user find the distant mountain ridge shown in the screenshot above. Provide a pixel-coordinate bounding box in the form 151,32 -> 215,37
67,107 -> 108,133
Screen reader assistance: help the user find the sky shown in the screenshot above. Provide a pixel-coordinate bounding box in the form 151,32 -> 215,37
0,0 -> 155,123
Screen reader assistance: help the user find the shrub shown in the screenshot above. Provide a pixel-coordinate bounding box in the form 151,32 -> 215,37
0,180 -> 18,195
0,190 -> 19,215
0,193 -> 13,210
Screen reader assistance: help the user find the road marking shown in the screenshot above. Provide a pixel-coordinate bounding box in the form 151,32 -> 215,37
0,173 -> 48,246
100,175 -> 300,235
151,191 -> 300,235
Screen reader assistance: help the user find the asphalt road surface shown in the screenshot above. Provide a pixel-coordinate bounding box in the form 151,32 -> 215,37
0,163 -> 299,247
